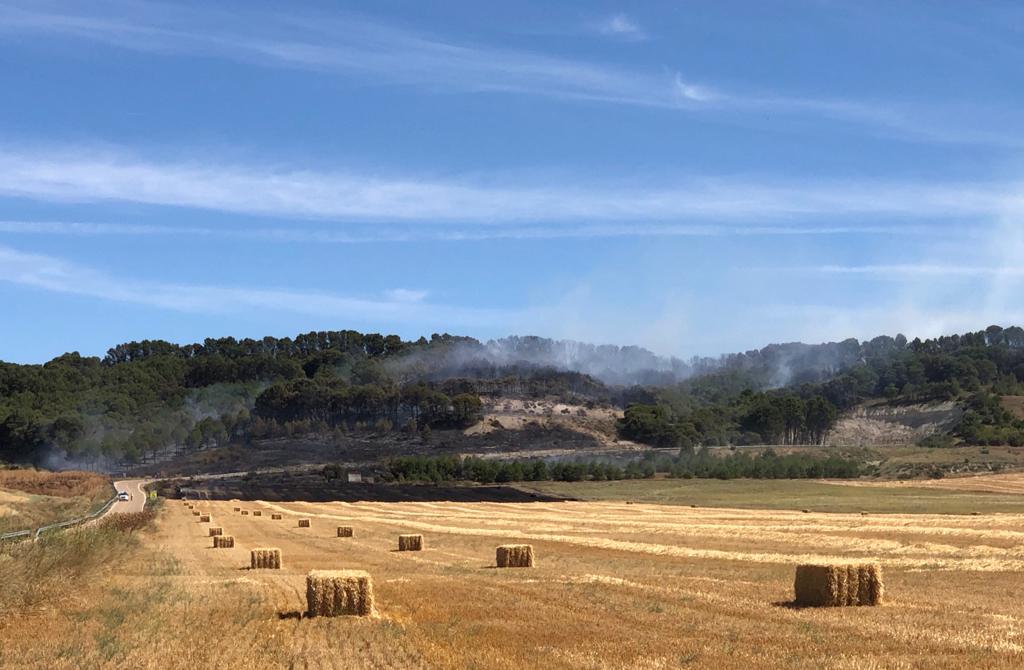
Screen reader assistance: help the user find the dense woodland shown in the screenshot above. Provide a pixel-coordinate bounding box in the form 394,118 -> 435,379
620,326 -> 1024,449
4,326 -> 1024,467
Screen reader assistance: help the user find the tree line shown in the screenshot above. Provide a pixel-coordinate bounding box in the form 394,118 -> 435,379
618,325 -> 1024,449
380,448 -> 861,484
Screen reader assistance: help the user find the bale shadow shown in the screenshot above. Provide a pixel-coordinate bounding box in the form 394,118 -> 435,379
278,611 -> 305,620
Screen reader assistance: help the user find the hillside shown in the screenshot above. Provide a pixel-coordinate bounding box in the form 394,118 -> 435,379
4,325 -> 1024,473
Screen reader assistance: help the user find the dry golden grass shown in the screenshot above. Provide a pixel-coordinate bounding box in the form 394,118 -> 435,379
0,469 -> 110,499
6,494 -> 1024,668
0,470 -> 113,533
848,471 -> 1024,495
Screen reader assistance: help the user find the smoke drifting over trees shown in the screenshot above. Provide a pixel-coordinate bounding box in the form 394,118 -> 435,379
4,325 -> 1024,469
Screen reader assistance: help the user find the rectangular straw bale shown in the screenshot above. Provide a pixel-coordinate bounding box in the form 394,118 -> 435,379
241,510 -> 249,515
199,514 -> 211,523
337,526 -> 354,537
192,510 -> 200,516
233,507 -> 241,512
794,563 -> 884,607
306,570 -> 375,617
208,527 -> 223,536
298,519 -> 311,528
271,514 -> 282,520
496,544 -> 535,568
213,535 -> 234,548
250,548 -> 282,569
398,534 -> 423,551
253,510 -> 262,517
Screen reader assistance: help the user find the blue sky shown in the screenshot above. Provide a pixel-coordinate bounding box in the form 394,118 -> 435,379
1,0 -> 1023,364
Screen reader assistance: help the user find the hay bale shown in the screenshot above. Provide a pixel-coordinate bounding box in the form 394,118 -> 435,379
496,544 -> 535,568
233,507 -> 240,512
337,526 -> 354,537
241,511 -> 249,516
306,570 -> 375,617
250,548 -> 282,569
253,510 -> 262,517
199,514 -> 211,523
192,510 -> 200,516
793,563 -> 884,607
213,535 -> 234,548
298,519 -> 311,528
271,513 -> 282,520
398,534 -> 423,551
209,527 -> 223,537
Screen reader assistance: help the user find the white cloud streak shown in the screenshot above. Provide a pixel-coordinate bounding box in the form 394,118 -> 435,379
0,1 -> 1012,143
808,264 -> 1024,278
0,2 -> 713,110
0,145 -> 1018,225
0,219 -> 943,242
592,14 -> 647,42
0,244 -> 504,326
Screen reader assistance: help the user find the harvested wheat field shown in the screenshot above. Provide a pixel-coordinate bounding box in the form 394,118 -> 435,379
6,496 -> 1024,669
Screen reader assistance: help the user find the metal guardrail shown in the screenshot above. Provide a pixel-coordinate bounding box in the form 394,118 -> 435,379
0,493 -> 119,544
0,529 -> 32,542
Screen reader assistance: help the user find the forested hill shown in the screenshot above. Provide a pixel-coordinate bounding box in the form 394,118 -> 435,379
622,326 -> 1024,450
4,325 -> 1024,467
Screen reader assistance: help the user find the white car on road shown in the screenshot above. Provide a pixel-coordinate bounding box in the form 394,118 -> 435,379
117,491 -> 130,501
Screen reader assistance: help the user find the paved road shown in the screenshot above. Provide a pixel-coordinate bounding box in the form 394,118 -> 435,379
110,479 -> 150,514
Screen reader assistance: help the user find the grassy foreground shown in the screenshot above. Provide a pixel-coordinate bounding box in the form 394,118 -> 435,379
517,477 -> 1024,514
7,495 -> 1024,668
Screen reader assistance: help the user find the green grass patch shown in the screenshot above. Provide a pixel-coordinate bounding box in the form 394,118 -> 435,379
518,478 -> 1024,514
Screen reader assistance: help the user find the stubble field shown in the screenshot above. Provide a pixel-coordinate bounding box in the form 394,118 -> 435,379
5,491 -> 1024,669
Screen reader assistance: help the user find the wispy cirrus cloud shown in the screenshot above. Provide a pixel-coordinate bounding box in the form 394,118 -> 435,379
0,244 -> 502,326
0,144 -> 1018,226
0,1 -> 1015,143
811,264 -> 1024,278
591,14 -> 647,42
0,219 -> 943,243
0,2 -> 713,111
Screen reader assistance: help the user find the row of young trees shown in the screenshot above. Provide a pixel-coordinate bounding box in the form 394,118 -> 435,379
384,455 -> 654,484
382,448 -> 861,484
